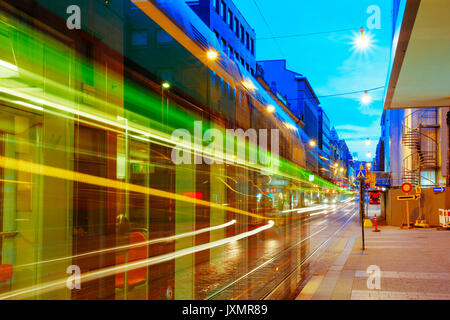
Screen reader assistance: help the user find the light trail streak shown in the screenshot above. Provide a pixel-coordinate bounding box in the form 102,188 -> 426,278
14,220 -> 237,270
281,204 -> 329,214
0,155 -> 276,221
0,220 -> 274,300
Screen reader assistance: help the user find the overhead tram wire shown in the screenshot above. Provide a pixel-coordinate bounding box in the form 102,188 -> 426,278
255,27 -> 359,41
287,86 -> 385,101
250,0 -> 285,57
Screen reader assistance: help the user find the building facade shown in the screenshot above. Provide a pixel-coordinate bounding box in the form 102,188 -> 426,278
257,59 -> 321,173
318,107 -> 331,179
187,0 -> 256,75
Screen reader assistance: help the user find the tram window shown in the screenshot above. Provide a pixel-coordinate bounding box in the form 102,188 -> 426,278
0,32 -> 18,78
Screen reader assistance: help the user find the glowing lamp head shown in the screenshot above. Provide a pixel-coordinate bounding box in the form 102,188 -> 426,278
361,91 -> 372,105
354,28 -> 372,50
162,82 -> 171,89
309,140 -> 316,147
366,151 -> 372,158
266,105 -> 275,113
339,167 -> 344,173
206,49 -> 219,61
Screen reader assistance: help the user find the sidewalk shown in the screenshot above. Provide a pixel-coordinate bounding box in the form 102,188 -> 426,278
296,217 -> 450,300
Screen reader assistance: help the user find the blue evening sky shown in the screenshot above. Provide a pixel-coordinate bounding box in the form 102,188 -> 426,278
233,0 -> 393,160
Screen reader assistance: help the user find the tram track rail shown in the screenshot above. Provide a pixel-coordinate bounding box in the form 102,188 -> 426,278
206,204 -> 357,300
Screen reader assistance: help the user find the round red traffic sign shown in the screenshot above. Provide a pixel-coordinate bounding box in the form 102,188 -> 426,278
401,183 -> 413,193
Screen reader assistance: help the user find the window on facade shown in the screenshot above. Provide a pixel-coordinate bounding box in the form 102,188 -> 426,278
213,0 -> 219,13
221,38 -> 227,52
240,57 -> 244,66
221,1 -> 226,21
228,9 -> 233,28
156,30 -> 173,44
246,32 -> 250,50
131,30 -> 148,46
234,18 -> 239,36
240,25 -> 244,43
245,63 -> 249,71
235,51 -> 239,61
213,29 -> 219,39
250,68 -> 254,76
251,38 -> 254,55
228,45 -> 233,56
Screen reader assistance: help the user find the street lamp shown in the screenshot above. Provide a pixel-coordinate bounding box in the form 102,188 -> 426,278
365,138 -> 371,146
162,82 -> 170,89
309,140 -> 316,147
354,27 -> 372,50
366,151 -> 372,158
266,104 -> 275,113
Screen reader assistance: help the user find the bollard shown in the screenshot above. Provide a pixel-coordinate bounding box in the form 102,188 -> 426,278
372,213 -> 380,232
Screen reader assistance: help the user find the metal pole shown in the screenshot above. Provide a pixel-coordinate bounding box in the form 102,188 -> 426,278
359,178 -> 365,250
406,200 -> 410,228
366,190 -> 369,218
447,111 -> 450,187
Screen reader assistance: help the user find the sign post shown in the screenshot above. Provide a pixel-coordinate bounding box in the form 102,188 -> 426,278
357,164 -> 366,250
398,183 -> 419,229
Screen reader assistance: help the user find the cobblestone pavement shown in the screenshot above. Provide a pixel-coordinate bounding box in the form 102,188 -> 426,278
296,211 -> 450,300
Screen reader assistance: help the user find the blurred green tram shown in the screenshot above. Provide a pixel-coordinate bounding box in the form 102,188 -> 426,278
0,0 -> 347,299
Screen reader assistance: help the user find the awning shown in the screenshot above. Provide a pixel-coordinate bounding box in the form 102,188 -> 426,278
384,0 -> 450,109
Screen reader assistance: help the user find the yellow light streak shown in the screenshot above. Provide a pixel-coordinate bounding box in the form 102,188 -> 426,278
0,155 -> 276,221
0,220 -> 274,300
14,219 -> 237,270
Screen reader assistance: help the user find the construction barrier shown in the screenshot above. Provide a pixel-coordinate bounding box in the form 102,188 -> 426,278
438,209 -> 450,228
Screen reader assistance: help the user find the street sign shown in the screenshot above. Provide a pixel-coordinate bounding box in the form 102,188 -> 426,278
433,187 -> 445,193
366,173 -> 376,189
356,170 -> 366,179
401,183 -> 413,193
356,163 -> 366,180
364,183 -> 370,189
397,194 -> 421,201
